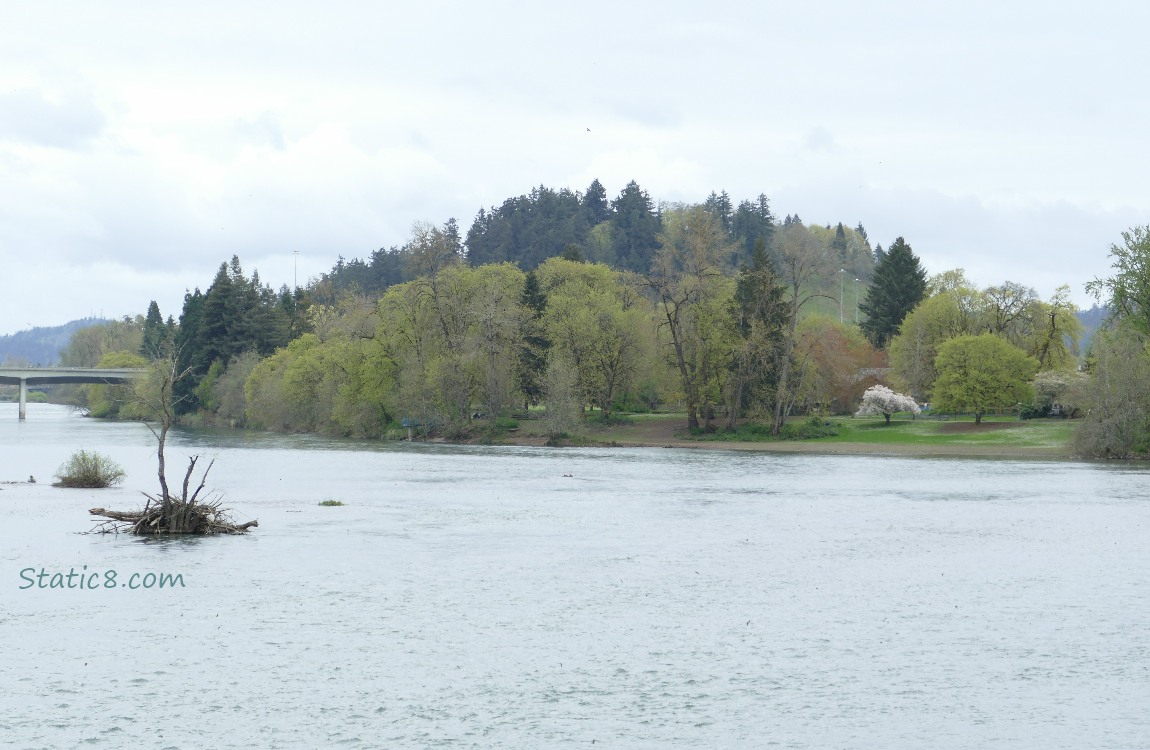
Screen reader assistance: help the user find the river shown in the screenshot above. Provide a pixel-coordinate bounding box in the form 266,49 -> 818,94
2,403 -> 1148,749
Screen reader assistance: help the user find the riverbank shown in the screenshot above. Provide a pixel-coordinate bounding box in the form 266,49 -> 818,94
492,413 -> 1080,460
9,401 -> 1079,461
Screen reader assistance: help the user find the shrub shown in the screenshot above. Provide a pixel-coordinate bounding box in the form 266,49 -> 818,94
1019,402 -> 1049,420
777,417 -> 840,440
54,450 -> 126,488
692,418 -> 840,441
318,500 -> 345,507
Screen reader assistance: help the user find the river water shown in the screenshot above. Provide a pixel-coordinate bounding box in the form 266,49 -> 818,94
2,403 -> 1148,749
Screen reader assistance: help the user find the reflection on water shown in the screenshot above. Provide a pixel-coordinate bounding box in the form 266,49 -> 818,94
2,404 -> 1149,749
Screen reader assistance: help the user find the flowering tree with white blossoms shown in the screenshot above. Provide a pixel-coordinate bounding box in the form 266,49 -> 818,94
856,384 -> 920,424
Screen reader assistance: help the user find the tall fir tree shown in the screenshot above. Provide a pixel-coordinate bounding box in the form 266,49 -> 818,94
832,223 -> 848,261
581,179 -> 611,226
730,194 -> 775,267
516,270 -> 551,407
172,256 -> 292,413
859,237 -> 927,348
727,238 -> 788,427
140,300 -> 167,358
609,180 -> 662,273
172,288 -> 205,412
464,187 -> 584,269
704,190 -> 734,233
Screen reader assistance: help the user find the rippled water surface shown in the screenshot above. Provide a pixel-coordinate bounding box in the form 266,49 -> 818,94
2,403 -> 1149,749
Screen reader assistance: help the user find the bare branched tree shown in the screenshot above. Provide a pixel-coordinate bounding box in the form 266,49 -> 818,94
89,348 -> 257,534
771,223 -> 833,434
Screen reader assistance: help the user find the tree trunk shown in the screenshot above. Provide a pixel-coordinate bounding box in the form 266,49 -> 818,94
669,323 -> 699,430
726,376 -> 744,431
772,294 -> 801,434
658,293 -> 700,432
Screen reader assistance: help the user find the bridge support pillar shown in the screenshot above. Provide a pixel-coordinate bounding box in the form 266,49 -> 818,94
19,378 -> 27,420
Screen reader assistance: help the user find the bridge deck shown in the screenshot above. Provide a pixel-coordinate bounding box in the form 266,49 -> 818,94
0,367 -> 147,385
0,367 -> 147,419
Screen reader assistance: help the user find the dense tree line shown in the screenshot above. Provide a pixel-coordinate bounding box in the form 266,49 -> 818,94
64,182 -> 1150,458
67,202 -> 889,437
319,181 -> 796,296
235,206 -> 884,437
887,270 -> 1081,405
169,256 -> 307,414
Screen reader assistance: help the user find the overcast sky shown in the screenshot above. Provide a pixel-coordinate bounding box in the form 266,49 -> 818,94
2,1 -> 1147,336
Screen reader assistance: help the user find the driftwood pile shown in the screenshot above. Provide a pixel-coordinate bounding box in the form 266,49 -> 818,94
88,500 -> 258,535
88,457 -> 257,535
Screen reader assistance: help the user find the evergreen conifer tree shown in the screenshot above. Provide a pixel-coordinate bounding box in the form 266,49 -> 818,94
581,179 -> 611,226
859,237 -> 927,348
140,301 -> 167,359
832,223 -> 848,261
517,270 -> 550,407
609,180 -> 662,273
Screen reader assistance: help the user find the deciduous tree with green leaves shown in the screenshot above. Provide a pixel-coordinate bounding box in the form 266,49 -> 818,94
931,334 -> 1038,424
770,221 -> 832,433
648,205 -> 734,431
888,292 -> 974,401
538,258 -> 648,422
1073,327 -> 1150,457
1075,226 -> 1150,457
1086,225 -> 1150,334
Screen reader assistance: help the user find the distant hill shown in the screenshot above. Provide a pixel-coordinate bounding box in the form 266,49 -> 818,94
0,318 -> 113,366
1076,304 -> 1108,352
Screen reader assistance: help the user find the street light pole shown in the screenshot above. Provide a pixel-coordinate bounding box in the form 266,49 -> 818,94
854,278 -> 860,323
292,250 -> 300,290
839,269 -> 845,323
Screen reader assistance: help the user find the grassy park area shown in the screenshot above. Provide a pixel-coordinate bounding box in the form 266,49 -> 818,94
815,415 -> 1074,449
503,411 -> 1078,459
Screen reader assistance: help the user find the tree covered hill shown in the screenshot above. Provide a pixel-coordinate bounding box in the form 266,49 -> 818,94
1076,303 -> 1108,350
315,180 -> 870,299
0,318 -> 114,366
63,181 -> 897,439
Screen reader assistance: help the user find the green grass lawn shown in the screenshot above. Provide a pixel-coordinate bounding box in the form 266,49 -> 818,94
666,412 -> 1075,450
816,416 -> 1076,449
507,409 -> 1076,453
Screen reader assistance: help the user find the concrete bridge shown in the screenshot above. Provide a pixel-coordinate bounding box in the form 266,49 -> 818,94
0,367 -> 147,420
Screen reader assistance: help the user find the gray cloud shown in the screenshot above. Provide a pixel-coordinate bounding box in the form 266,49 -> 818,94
0,88 -> 105,149
3,1 -> 1150,335
803,127 -> 836,152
